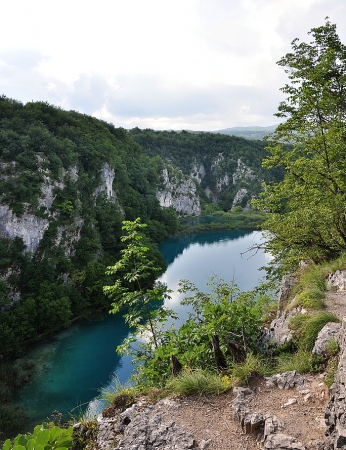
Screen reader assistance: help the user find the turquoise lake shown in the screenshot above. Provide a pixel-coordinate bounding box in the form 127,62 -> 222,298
15,229 -> 269,426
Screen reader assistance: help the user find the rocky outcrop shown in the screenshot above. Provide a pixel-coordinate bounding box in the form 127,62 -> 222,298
277,275 -> 297,318
94,399 -> 198,450
232,158 -> 257,185
190,163 -> 205,184
157,168 -> 201,216
0,205 -> 49,253
94,163 -> 117,202
262,306 -> 307,346
325,317 -> 346,449
327,271 -> 346,292
231,188 -> 248,210
231,375 -> 307,449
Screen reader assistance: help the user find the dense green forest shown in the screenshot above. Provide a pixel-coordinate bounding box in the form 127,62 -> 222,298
129,128 -> 283,211
0,96 -> 179,360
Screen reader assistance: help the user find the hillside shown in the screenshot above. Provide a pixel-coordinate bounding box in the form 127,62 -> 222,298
213,124 -> 278,140
129,128 -> 283,212
0,96 -> 178,360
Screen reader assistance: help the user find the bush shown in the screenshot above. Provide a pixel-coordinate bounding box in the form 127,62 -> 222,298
2,422 -> 73,450
166,369 -> 231,396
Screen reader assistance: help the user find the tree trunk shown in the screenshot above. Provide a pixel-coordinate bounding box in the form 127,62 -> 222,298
226,339 -> 246,363
212,334 -> 228,370
171,354 -> 182,377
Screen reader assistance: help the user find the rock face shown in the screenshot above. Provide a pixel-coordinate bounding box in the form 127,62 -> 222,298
325,317 -> 346,449
94,163 -> 117,202
95,399 -> 198,450
156,168 -> 201,216
0,204 -> 49,253
277,275 -> 297,318
327,270 -> 346,291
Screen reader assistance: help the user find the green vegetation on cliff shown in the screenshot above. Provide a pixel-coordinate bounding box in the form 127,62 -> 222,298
129,127 -> 283,212
0,96 -> 179,361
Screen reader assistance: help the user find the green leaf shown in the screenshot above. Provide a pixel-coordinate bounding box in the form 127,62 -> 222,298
2,440 -> 11,450
35,429 -> 50,446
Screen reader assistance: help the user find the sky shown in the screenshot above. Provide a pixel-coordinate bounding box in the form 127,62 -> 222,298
1,0 -> 346,131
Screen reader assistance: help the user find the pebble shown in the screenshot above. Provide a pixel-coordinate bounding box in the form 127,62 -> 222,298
283,398 -> 298,407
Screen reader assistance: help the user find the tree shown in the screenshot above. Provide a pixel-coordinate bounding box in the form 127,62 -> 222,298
103,218 -> 175,358
254,20 -> 346,268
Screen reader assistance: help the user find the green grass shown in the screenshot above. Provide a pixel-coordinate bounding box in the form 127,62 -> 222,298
325,357 -> 339,388
275,349 -> 324,374
230,352 -> 270,386
98,374 -> 136,409
166,369 -> 231,396
289,312 -> 339,351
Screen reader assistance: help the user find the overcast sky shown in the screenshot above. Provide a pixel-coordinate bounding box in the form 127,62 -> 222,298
1,0 -> 346,131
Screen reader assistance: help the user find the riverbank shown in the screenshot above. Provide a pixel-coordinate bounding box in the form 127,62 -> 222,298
177,210 -> 266,235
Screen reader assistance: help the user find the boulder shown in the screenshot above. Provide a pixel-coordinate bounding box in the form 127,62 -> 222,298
312,322 -> 341,356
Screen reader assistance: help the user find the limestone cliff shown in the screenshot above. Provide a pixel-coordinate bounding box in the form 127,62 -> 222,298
156,167 -> 201,216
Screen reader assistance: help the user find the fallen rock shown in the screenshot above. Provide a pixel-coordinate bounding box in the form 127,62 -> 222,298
264,433 -> 305,449
263,416 -> 285,439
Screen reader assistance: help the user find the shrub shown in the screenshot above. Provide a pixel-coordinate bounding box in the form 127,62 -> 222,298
2,422 -> 73,450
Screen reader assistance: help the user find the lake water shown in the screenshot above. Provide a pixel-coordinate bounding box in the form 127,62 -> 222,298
15,229 -> 269,426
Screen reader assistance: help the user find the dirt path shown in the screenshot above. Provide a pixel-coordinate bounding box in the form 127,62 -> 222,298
163,373 -> 327,450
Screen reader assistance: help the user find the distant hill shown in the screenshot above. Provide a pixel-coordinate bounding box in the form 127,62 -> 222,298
213,125 -> 278,140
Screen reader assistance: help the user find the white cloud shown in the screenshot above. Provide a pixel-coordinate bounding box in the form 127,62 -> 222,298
1,0 -> 345,130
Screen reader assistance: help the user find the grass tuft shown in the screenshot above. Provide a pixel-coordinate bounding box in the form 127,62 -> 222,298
166,369 -> 231,396
275,349 -> 324,373
230,352 -> 269,386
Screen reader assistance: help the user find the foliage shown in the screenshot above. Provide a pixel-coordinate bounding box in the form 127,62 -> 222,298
253,20 -> 346,268
104,218 -> 175,352
166,369 -> 231,396
2,422 -> 73,450
0,97 -> 180,361
71,419 -> 98,450
131,277 -> 273,388
178,210 -> 266,234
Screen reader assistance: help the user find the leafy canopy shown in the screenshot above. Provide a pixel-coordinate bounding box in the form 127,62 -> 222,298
254,20 -> 346,268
